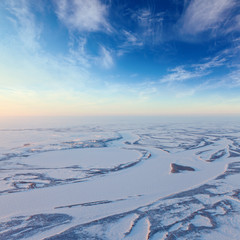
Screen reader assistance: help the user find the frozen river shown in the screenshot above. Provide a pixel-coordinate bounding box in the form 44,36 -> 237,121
0,117 -> 240,239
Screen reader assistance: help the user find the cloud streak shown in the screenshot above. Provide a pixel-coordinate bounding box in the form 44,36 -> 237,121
179,0 -> 236,36
122,30 -> 143,47
4,0 -> 41,51
55,0 -> 111,33
161,55 -> 227,84
193,56 -> 226,71
98,46 -> 114,69
161,66 -> 205,83
135,8 -> 164,44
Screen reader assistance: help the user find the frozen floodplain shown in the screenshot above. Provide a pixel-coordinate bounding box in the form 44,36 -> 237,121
0,117 -> 240,239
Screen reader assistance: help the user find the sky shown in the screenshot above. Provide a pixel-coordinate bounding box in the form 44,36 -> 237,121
0,0 -> 240,116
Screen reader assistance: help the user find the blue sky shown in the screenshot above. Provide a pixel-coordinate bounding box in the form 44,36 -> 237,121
0,0 -> 240,116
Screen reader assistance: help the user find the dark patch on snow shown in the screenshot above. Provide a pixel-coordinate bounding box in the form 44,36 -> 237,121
170,163 -> 195,173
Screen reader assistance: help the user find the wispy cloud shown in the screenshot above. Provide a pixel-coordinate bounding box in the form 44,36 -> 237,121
54,0 -> 115,69
4,0 -> 114,71
173,62 -> 240,98
116,30 -> 143,56
4,0 -> 41,51
161,56 -> 227,83
225,14 -> 240,33
55,0 -> 111,33
122,30 -> 143,47
67,36 -> 114,69
136,9 -> 164,30
161,66 -> 204,83
179,0 -> 236,37
227,68 -> 240,86
193,56 -> 226,71
131,8 -> 164,45
116,7 -> 164,56
98,46 -> 114,69
67,36 -> 93,68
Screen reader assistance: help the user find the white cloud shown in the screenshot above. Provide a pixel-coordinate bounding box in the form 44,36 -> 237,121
4,0 -> 41,51
67,36 -> 91,68
55,0 -> 111,32
131,8 -> 164,45
122,30 -> 143,47
161,66 -> 204,83
225,14 -> 240,33
180,0 -> 236,36
161,56 -> 228,84
116,7 -> 164,57
227,68 -> 240,86
137,9 -> 152,26
193,56 -> 226,71
98,46 -> 114,69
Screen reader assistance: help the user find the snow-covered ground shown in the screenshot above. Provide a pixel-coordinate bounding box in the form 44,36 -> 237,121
0,117 -> 240,239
